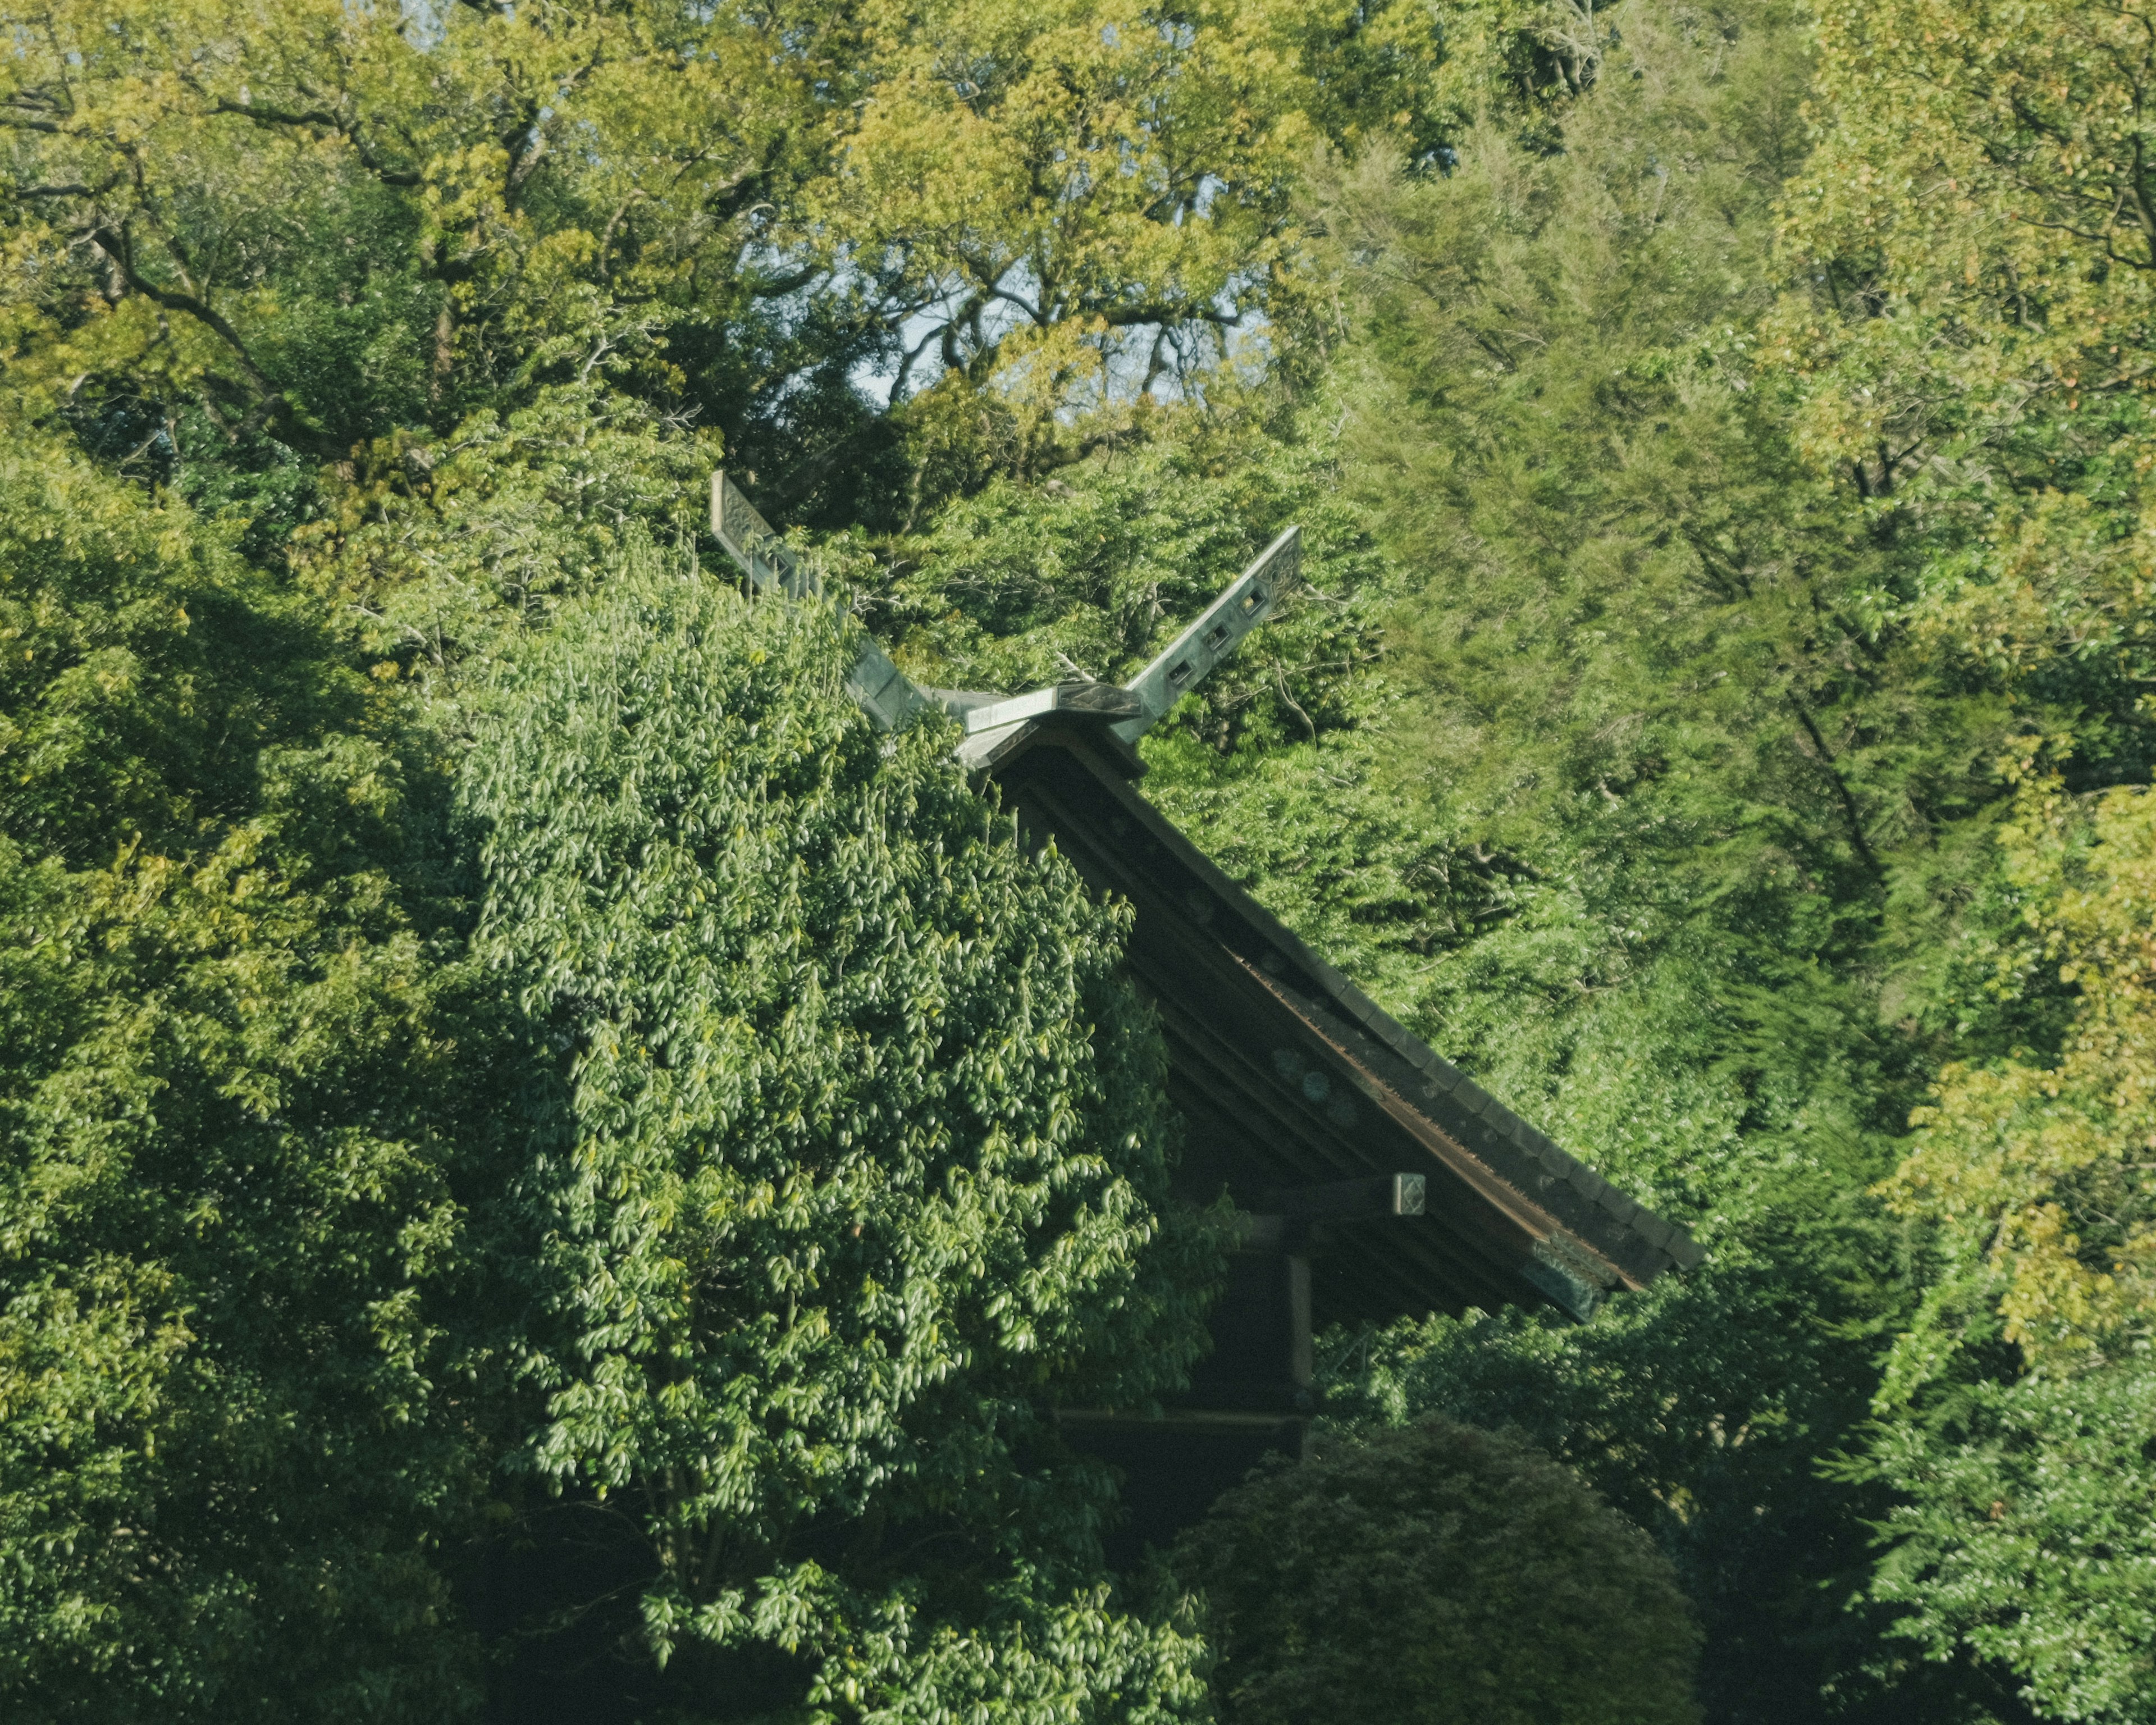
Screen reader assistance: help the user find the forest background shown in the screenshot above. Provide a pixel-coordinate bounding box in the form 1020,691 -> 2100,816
5,0 -> 2156,1720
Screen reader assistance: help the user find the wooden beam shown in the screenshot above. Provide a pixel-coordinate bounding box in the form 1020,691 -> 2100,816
1257,1174 -> 1427,1222
1002,761 -> 1551,1317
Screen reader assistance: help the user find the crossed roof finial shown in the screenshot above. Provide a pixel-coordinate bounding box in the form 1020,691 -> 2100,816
709,470 -> 1300,760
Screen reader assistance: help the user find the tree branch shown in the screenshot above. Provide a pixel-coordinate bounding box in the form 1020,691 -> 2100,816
210,98 -> 422,187
1789,695 -> 1883,882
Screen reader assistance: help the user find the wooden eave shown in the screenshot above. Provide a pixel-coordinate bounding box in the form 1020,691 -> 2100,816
971,712 -> 1702,1325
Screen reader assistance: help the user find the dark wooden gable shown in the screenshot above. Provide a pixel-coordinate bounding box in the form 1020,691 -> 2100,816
967,709 -> 1701,1555
976,711 -> 1700,1317
706,473 -> 1698,1554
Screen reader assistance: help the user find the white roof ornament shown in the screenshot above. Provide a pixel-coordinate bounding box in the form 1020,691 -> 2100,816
1109,524 -> 1299,745
707,470 -> 1295,751
710,471 -> 931,731
710,469 -> 822,601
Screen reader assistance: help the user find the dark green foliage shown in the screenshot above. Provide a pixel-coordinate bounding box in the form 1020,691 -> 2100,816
867,425 -> 1516,1020
312,381 -> 718,681
459,556 -> 1222,1716
1321,0 -> 1998,993
869,428 -> 1392,755
10,0 -> 2156,1715
1322,1239 -> 2003,1725
1176,1416 -> 1703,1725
0,444 -> 514,1720
1275,6 -> 2066,1721
0,449 -> 354,862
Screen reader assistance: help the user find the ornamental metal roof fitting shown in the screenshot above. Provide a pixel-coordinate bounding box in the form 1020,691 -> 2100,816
707,469 -> 1296,746
710,469 -> 930,730
1111,524 -> 1299,745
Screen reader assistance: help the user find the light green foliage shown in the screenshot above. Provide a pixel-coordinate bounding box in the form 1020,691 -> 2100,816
866,418 -> 1518,1016
0,0 -> 1473,575
1769,0 -> 2156,1707
829,0 -> 1313,487
0,0 -> 847,453
1870,1366 -> 2156,1725
460,555 -> 1221,1715
878,426 -> 1387,739
1324,1223 -> 1931,1723
1862,781 -> 2156,1723
1295,5 -> 2050,1721
305,382 -> 718,680
0,2 -> 1666,1713
1779,0 -> 2156,787
1143,717 -> 1533,1019
1322,0 -> 1947,906
1176,1416 -> 1703,1725
19,0 -> 2156,1716
0,443 -> 511,1720
1889,782 -> 2156,1377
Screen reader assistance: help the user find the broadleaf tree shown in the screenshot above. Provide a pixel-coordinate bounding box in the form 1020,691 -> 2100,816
1870,777 -> 2156,1724
0,440 -> 521,1722
458,550 -> 1225,1717
1177,1416 -> 1703,1725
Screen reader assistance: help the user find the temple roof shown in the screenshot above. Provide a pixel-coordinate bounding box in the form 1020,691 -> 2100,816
709,472 -> 1700,1321
970,711 -> 1701,1323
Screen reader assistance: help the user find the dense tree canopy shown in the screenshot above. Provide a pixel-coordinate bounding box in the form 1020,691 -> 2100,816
0,440 -> 509,1721
1177,1416 -> 1702,1725
9,0 -> 2156,1719
461,558 -> 1223,1716
1867,779 -> 2156,1724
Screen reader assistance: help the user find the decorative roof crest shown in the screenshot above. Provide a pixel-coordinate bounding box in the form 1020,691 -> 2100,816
709,470 -> 1299,761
